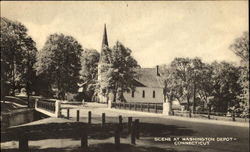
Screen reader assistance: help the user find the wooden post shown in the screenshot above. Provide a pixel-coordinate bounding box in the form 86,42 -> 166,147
76,110 -> 80,122
131,121 -> 136,145
232,110 -> 235,121
135,119 -> 140,139
128,117 -> 132,133
141,103 -> 143,111
114,125 -> 120,150
102,113 -> 105,127
155,104 -> 157,113
81,130 -> 88,150
129,103 -> 131,110
67,108 -> 70,119
147,103 -> 150,112
88,111 -> 92,124
134,103 -> 136,111
118,115 -> 123,131
19,134 -> 28,152
189,110 -> 192,118
208,106 -> 211,119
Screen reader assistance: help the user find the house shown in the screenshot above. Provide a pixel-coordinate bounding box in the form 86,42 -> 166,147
97,24 -> 165,104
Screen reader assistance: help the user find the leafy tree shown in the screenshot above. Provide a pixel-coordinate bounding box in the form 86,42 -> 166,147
170,57 -> 194,110
1,17 -> 37,106
99,41 -> 139,102
210,61 -> 241,113
196,63 -> 214,110
79,49 -> 100,101
230,32 -> 249,116
35,33 -> 82,100
230,32 -> 249,64
160,64 -> 183,114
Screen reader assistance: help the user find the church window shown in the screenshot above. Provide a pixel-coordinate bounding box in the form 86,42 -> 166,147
132,91 -> 135,98
142,90 -> 145,98
153,91 -> 155,98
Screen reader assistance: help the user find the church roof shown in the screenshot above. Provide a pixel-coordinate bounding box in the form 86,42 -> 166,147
134,68 -> 164,88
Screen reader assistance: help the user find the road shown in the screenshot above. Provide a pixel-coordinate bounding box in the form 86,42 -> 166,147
1,103 -> 249,152
60,103 -> 249,152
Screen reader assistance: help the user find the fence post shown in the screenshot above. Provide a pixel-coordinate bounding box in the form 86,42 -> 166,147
19,133 -> 28,152
189,110 -> 192,118
232,110 -> 235,121
131,121 -> 136,145
81,130 -> 88,150
88,111 -> 92,125
134,103 -> 137,111
102,113 -> 105,127
155,104 -> 157,113
67,108 -> 70,119
135,119 -> 140,139
128,117 -> 132,133
147,103 -> 150,112
55,100 -> 61,118
141,103 -> 143,111
119,115 -> 123,131
208,107 -> 211,119
114,125 -> 121,150
77,110 -> 80,122
129,103 -> 131,110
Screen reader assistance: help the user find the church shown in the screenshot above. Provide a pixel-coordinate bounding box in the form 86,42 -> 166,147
97,24 -> 165,104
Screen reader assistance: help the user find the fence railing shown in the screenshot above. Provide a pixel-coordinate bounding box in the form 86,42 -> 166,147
173,110 -> 249,122
111,102 -> 163,113
14,111 -> 140,151
35,99 -> 61,117
36,100 -> 56,112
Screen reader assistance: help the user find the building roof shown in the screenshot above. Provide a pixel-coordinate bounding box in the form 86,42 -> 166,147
134,68 -> 164,88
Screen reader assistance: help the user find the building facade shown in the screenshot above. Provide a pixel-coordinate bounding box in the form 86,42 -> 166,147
97,25 -> 165,104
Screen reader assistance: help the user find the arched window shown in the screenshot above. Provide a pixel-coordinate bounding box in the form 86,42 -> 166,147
142,90 -> 145,98
153,90 -> 155,98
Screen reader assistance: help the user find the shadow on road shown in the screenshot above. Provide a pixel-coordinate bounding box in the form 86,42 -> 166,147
0,143 -> 198,152
1,121 -> 195,142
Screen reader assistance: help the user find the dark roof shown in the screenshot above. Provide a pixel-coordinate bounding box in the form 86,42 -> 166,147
134,68 -> 164,88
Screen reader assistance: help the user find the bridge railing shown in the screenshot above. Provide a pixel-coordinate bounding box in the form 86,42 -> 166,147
35,99 -> 61,118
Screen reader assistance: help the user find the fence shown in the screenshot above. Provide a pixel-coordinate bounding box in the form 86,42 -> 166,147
16,111 -> 141,151
173,110 -> 249,122
35,99 -> 61,117
36,100 -> 56,112
111,102 -> 163,113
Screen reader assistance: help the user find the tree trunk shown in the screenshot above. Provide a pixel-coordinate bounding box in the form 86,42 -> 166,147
193,83 -> 196,113
187,97 -> 190,111
113,90 -> 117,102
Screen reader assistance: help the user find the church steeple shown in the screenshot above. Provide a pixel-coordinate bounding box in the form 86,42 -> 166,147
102,24 -> 109,48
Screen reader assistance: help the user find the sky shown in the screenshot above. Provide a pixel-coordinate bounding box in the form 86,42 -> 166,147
1,1 -> 249,67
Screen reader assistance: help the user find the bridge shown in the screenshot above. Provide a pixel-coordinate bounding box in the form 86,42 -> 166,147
35,99 -> 61,118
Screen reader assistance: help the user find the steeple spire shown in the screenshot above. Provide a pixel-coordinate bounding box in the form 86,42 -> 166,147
102,24 -> 109,48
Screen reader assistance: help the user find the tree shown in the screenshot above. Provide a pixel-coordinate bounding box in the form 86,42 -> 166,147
79,49 -> 100,101
230,32 -> 249,116
35,33 -> 82,100
196,63 -> 214,110
211,61 -> 241,113
1,17 -> 37,106
160,64 -> 183,114
170,57 -> 194,111
99,41 -> 139,102
230,32 -> 249,64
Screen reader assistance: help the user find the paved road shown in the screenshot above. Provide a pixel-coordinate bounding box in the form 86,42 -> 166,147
60,103 -> 249,152
1,103 -> 248,152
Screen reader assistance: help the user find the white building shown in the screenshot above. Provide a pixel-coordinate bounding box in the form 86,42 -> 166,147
97,24 -> 165,104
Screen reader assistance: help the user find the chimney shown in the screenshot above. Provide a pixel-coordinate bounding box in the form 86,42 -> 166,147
156,65 -> 160,76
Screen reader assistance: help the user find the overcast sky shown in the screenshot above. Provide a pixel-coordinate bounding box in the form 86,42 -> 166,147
1,1 -> 249,67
